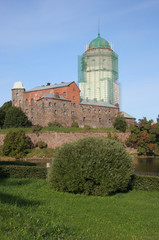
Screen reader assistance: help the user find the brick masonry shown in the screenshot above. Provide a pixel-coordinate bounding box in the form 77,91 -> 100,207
12,81 -> 119,128
0,131 -> 137,154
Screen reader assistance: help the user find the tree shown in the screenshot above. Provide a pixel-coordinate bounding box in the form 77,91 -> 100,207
2,130 -> 33,159
126,117 -> 158,156
113,114 -> 127,132
0,109 -> 5,128
0,101 -> 12,128
0,101 -> 12,113
3,106 -> 30,128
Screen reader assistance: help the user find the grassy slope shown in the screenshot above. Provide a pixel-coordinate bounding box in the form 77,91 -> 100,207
0,178 -> 159,240
0,127 -> 116,134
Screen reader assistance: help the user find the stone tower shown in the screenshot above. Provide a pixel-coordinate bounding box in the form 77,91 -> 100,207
78,33 -> 119,106
12,81 -> 25,109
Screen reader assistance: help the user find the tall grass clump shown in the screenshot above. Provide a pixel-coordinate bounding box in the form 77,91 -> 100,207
48,137 -> 134,196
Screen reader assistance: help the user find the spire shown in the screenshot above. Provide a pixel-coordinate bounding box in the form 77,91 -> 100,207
98,18 -> 100,37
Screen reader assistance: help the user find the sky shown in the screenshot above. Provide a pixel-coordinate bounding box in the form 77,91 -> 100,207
0,0 -> 159,122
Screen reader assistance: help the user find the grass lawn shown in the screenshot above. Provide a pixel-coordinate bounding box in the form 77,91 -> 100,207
0,179 -> 159,240
0,127 -> 116,134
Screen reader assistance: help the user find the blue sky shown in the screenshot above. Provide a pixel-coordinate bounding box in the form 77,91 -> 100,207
0,0 -> 159,122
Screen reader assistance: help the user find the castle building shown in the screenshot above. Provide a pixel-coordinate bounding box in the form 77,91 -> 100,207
78,33 -> 119,106
11,33 -> 127,128
12,81 -> 119,128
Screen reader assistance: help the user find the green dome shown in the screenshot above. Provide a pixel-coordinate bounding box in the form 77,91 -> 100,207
89,33 -> 110,49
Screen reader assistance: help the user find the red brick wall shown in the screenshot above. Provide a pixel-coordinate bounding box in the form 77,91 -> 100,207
24,82 -> 80,105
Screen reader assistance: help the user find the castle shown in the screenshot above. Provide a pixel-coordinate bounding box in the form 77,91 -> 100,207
12,34 -> 135,128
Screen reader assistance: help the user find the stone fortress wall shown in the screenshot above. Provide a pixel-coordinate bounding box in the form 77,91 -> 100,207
12,81 -> 119,128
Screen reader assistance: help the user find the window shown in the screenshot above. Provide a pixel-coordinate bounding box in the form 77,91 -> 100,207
99,118 -> 101,123
19,100 -> 22,104
54,102 -> 56,106
31,98 -> 34,104
49,102 -> 52,107
54,110 -> 57,115
25,109 -> 28,114
31,108 -> 33,113
16,93 -> 18,97
71,111 -> 74,116
26,99 -> 28,104
73,88 -> 75,91
83,117 -> 85,122
73,96 -> 75,100
63,92 -> 66,96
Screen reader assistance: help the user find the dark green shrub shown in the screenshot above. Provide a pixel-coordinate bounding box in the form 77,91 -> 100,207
84,125 -> 91,130
131,174 -> 159,191
48,121 -> 63,128
36,141 -> 47,149
113,114 -> 127,132
0,166 -> 47,179
2,130 -> 33,159
3,106 -> 30,128
0,109 -> 5,128
0,161 -> 36,166
48,137 -> 134,196
71,121 -> 79,128
32,124 -> 42,136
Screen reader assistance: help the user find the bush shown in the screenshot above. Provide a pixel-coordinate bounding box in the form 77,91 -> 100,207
2,130 -> 33,159
113,114 -> 127,132
48,137 -> 134,196
35,141 -> 47,149
131,175 -> 159,191
71,121 -> 79,128
0,166 -> 47,179
32,124 -> 42,136
0,161 -> 36,166
84,125 -> 91,130
48,121 -> 63,128
3,106 -> 30,128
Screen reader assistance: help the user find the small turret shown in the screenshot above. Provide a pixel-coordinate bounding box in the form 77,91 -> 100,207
12,81 -> 25,108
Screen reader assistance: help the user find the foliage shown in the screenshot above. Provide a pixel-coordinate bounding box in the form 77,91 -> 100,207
131,174 -> 159,191
71,121 -> 79,128
3,106 -> 30,128
0,101 -> 12,128
0,161 -> 36,166
0,100 -> 12,112
48,121 -> 63,128
0,109 -> 5,128
113,114 -> 127,132
1,179 -> 159,239
31,124 -> 42,136
84,125 -> 91,130
2,130 -> 33,159
26,148 -> 56,159
0,166 -> 47,179
48,137 -> 134,196
35,141 -> 48,149
126,118 -> 159,156
107,132 -> 121,142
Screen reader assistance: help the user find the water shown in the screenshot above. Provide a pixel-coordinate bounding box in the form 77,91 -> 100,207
134,157 -> 159,176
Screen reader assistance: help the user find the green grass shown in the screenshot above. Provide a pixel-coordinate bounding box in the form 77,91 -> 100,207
0,126 -> 116,134
26,148 -> 56,159
0,178 -> 159,239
